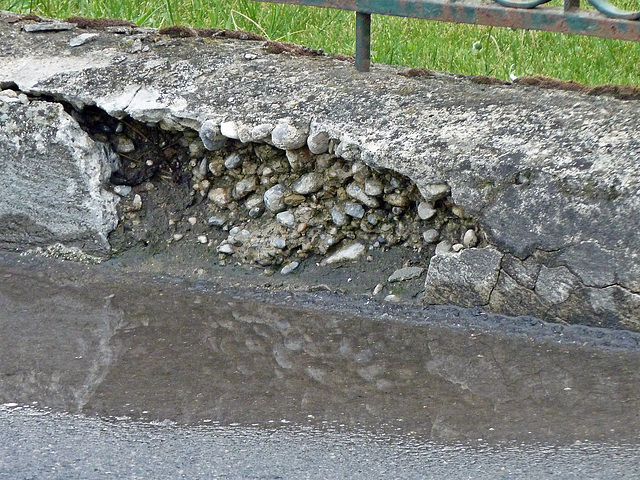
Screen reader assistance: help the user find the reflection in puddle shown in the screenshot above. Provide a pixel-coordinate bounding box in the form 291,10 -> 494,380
1,257 -> 640,445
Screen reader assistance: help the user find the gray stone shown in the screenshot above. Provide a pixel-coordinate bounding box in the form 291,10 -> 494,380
324,243 -> 365,264
346,182 -> 379,208
422,229 -> 440,244
264,184 -> 286,213
463,229 -> 478,248
280,261 -> 299,275
271,237 -> 286,249
199,120 -> 225,151
388,267 -> 425,283
69,33 -> 99,47
331,209 -> 347,226
307,130 -> 330,154
271,122 -> 308,150
220,121 -> 239,140
217,243 -> 234,254
232,177 -> 257,200
0,100 -> 118,254
250,123 -> 273,142
424,247 -> 503,307
291,172 -> 324,195
422,183 -> 450,202
435,241 -> 451,255
276,211 -> 295,227
364,178 -> 384,197
345,203 -> 365,219
23,22 -> 75,32
224,152 -> 243,169
208,187 -> 231,207
417,202 -> 437,220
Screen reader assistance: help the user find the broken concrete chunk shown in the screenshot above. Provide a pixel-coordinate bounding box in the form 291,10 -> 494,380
23,22 -> 75,32
424,247 -> 503,307
388,267 -> 425,283
0,100 -> 118,254
324,243 -> 365,264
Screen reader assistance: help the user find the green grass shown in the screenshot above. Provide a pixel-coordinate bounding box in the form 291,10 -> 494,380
2,0 -> 639,85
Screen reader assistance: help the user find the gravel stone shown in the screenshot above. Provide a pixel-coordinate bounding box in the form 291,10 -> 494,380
422,183 -> 451,202
276,211 -> 295,227
292,173 -> 324,195
271,238 -> 286,249
199,120 -> 225,150
422,229 -> 440,243
224,153 -> 243,169
418,202 -> 437,220
345,203 -> 365,219
271,123 -> 308,150
220,121 -> 239,140
208,187 -> 231,207
307,130 -> 330,154
435,241 -> 452,255
463,229 -> 478,248
331,209 -> 347,226
250,123 -> 273,142
264,184 -> 286,213
364,178 -> 384,197
232,177 -> 257,200
280,261 -> 299,275
346,182 -> 379,208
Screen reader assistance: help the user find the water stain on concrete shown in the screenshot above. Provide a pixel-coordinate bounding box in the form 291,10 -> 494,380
1,252 -> 640,445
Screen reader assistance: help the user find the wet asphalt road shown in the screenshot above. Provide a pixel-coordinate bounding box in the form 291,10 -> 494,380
2,252 -> 640,478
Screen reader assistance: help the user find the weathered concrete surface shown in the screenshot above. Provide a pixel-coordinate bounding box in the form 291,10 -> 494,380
1,12 -> 640,328
0,92 -> 119,254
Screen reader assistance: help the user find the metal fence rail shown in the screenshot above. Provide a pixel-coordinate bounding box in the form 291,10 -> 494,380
252,0 -> 640,72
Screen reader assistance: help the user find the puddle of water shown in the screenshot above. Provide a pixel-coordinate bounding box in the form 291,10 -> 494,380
1,253 -> 640,445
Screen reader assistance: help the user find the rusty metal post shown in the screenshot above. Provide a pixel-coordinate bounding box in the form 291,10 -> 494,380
355,11 -> 371,72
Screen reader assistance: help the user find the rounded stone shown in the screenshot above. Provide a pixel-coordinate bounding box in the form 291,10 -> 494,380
331,209 -> 347,226
271,237 -> 287,249
292,172 -> 324,195
199,120 -> 225,150
250,123 -> 274,142
422,229 -> 440,243
208,187 -> 231,207
418,201 -> 437,220
307,130 -> 330,154
220,121 -> 240,139
346,182 -> 379,208
463,229 -> 479,248
271,123 -> 308,150
281,261 -> 300,275
232,177 -> 257,200
224,152 -> 243,169
276,211 -> 296,227
264,184 -> 286,213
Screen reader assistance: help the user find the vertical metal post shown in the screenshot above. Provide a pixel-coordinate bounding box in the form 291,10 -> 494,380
355,11 -> 371,72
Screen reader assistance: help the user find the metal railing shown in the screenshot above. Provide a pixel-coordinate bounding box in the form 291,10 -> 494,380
252,0 -> 640,71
